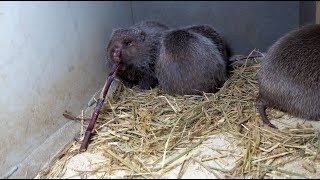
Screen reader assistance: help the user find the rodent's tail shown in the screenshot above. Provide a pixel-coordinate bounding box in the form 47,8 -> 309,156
229,51 -> 266,62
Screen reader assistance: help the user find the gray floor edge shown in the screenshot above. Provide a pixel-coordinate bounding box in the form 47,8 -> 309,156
6,121 -> 80,179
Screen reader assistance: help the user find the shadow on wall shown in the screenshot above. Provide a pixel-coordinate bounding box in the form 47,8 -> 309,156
131,1 -> 317,55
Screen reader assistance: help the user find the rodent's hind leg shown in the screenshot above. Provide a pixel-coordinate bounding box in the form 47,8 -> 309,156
257,98 -> 278,129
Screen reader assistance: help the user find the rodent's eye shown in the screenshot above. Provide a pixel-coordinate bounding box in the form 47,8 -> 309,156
125,41 -> 132,46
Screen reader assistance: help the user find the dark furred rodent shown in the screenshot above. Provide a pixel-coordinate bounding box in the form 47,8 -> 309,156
186,25 -> 228,62
257,24 -> 320,128
106,21 -> 169,90
156,25 -> 228,95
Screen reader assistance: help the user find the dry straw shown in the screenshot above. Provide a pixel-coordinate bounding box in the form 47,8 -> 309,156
36,56 -> 320,179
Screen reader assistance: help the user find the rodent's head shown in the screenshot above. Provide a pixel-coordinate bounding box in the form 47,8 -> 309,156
107,28 -> 146,65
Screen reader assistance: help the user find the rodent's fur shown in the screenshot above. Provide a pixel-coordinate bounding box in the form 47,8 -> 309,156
257,24 -> 320,127
106,21 -> 169,90
186,25 -> 229,62
156,24 -> 228,95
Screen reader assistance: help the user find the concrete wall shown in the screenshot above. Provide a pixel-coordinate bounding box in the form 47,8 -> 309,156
131,1 -> 307,55
0,1 -> 318,178
317,1 -> 320,24
0,1 -> 132,178
299,1 -> 316,26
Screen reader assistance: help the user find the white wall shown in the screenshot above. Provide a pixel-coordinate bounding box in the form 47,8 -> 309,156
0,1 -> 133,177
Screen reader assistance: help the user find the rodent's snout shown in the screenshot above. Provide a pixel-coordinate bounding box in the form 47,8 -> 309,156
112,48 -> 121,62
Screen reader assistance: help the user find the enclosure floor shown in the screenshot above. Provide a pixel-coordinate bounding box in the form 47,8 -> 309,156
35,61 -> 320,179
51,115 -> 320,179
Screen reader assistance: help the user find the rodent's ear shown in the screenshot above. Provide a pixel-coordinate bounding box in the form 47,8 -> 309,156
140,31 -> 146,41
111,28 -> 124,35
106,43 -> 111,52
112,28 -> 121,32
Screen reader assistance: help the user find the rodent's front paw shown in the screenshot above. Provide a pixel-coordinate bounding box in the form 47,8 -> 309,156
138,83 -> 152,91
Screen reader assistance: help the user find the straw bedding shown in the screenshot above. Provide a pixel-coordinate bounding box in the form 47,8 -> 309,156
35,56 -> 320,179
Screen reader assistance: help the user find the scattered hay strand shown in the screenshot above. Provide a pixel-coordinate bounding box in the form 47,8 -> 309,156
252,162 -> 308,178
36,57 -> 320,179
101,147 -> 150,179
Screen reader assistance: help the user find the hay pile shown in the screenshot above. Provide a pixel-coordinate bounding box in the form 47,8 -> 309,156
36,58 -> 320,179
